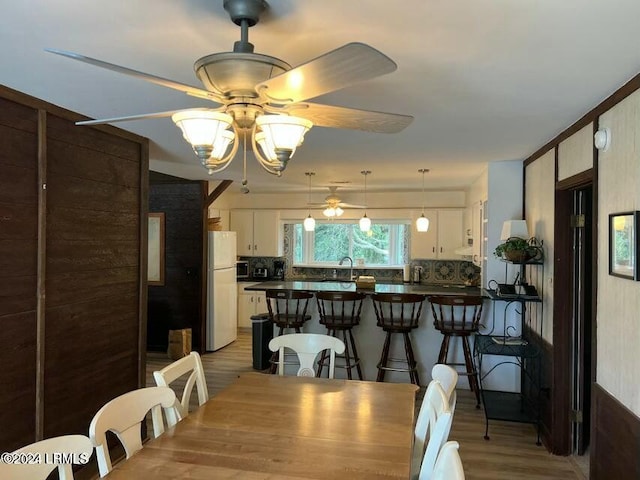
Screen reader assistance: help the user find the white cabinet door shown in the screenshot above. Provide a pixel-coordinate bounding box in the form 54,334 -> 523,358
437,210 -> 464,259
230,210 -> 254,256
237,284 -> 268,328
410,209 -> 438,259
253,210 -> 282,257
230,210 -> 282,257
471,200 -> 484,266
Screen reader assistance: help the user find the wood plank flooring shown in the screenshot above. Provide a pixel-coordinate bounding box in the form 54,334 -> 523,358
146,329 -> 586,480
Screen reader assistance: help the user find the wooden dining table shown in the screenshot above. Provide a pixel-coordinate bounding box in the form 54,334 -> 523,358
105,372 -> 418,479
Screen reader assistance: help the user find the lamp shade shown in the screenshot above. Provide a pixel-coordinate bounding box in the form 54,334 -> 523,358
303,215 -> 316,231
256,115 -> 312,152
500,220 -> 529,240
359,214 -> 371,232
416,214 -> 430,232
211,130 -> 235,160
172,110 -> 233,149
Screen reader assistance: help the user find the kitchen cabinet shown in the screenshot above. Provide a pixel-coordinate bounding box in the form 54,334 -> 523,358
410,209 -> 464,260
230,210 -> 282,257
237,283 -> 266,328
471,200 -> 486,267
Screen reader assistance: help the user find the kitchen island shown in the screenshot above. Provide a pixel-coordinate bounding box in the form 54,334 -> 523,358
244,280 -> 482,386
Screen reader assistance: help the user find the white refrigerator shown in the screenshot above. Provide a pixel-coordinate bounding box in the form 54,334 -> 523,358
206,231 -> 238,351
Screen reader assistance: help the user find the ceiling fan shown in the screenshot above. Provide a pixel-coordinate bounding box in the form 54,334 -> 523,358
308,186 -> 366,217
45,0 -> 413,177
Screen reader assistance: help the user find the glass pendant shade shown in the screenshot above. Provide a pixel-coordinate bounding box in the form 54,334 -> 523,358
416,213 -> 430,232
172,110 -> 233,156
303,215 -> 316,231
256,115 -> 312,152
359,214 -> 371,232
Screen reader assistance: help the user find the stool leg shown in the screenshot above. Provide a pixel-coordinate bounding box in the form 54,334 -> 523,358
316,328 -> 333,377
377,331 -> 392,382
340,329 -> 353,380
347,328 -> 363,380
438,333 -> 451,364
462,335 -> 481,408
269,325 -> 285,374
403,332 -> 420,386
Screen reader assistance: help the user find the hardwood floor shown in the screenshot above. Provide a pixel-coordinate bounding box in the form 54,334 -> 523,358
146,329 -> 586,480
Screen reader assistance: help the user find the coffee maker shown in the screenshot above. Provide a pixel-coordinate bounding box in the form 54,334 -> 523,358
273,260 -> 285,280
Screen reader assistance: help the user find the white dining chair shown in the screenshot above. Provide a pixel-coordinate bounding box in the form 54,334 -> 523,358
432,363 -> 458,413
0,434 -> 93,480
268,333 -> 345,378
89,386 -> 180,477
430,441 -> 465,480
418,410 -> 454,480
412,380 -> 451,479
153,351 -> 209,417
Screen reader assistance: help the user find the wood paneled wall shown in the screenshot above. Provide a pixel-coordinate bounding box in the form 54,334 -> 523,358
0,85 -> 148,452
591,384 -> 640,479
148,173 -> 206,353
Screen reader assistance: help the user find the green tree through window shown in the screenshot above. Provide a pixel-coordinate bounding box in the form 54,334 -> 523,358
294,222 -> 406,265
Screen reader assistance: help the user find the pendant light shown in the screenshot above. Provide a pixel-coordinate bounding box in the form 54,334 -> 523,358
416,168 -> 430,232
359,170 -> 371,232
303,172 -> 316,232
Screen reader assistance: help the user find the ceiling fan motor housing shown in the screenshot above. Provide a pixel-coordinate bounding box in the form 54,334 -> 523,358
223,0 -> 266,27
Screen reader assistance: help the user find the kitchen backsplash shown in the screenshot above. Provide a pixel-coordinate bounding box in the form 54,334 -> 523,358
275,224 -> 480,285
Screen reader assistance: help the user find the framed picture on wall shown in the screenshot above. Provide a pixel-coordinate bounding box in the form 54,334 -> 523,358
148,212 -> 165,286
609,211 -> 640,280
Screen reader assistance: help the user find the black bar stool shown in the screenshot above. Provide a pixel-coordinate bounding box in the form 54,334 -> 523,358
371,293 -> 426,385
428,295 -> 484,408
315,291 -> 366,380
265,290 -> 313,374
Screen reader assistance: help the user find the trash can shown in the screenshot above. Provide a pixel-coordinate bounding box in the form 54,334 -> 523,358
251,313 -> 273,370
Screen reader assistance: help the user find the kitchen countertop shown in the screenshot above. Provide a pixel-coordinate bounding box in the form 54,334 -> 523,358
243,280 -> 482,297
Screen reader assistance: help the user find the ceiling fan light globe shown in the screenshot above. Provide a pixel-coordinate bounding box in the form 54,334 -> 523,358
359,214 -> 371,232
211,130 -> 236,160
256,115 -> 312,151
303,215 -> 316,231
172,110 -> 233,146
416,214 -> 430,232
323,207 -> 336,217
335,206 -> 344,217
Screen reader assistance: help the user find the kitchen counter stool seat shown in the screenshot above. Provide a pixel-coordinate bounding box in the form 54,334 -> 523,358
266,289 -> 313,374
429,295 -> 484,408
372,293 -> 426,386
315,291 -> 366,379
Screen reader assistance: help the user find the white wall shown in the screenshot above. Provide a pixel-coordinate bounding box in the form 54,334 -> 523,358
525,150 -> 555,342
597,89 -> 640,416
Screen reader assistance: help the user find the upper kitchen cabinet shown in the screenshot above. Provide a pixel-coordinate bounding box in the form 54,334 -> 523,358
411,209 -> 464,260
230,210 -> 282,257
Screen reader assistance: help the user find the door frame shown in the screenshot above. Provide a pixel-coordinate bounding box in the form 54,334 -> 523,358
551,163 -> 597,455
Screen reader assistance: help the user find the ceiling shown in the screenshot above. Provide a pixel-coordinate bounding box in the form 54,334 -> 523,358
3,1 -> 640,195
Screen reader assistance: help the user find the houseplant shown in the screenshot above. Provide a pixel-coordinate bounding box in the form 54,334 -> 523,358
494,237 -> 543,262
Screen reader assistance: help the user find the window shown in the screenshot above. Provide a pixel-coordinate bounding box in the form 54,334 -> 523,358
293,221 -> 407,266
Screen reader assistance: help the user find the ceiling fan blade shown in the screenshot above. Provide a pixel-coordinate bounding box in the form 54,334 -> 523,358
45,48 -> 225,104
339,203 -> 367,209
257,42 -> 397,104
75,109 -> 215,126
286,102 -> 413,133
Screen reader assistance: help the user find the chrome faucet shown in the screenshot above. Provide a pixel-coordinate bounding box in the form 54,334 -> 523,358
339,256 -> 354,281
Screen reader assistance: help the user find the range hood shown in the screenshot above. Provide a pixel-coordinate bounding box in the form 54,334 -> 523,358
454,245 -> 473,256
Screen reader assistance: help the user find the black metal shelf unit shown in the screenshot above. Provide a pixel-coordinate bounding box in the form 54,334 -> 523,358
476,258 -> 544,445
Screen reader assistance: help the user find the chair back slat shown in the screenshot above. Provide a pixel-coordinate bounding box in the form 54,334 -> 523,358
371,293 -> 426,330
428,295 -> 484,333
316,291 -> 366,328
266,290 -> 313,329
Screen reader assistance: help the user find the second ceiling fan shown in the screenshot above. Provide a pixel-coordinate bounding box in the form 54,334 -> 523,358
46,0 -> 413,177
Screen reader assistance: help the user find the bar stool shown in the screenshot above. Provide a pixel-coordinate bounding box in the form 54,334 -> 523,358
428,295 -> 484,408
265,289 -> 313,374
371,293 -> 426,385
315,291 -> 366,379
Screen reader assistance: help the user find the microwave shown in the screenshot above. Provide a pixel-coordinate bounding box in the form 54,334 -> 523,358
236,261 -> 249,279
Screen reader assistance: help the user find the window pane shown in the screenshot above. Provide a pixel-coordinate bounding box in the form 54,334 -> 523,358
353,224 -> 390,264
314,224 -> 349,262
293,224 -> 303,264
